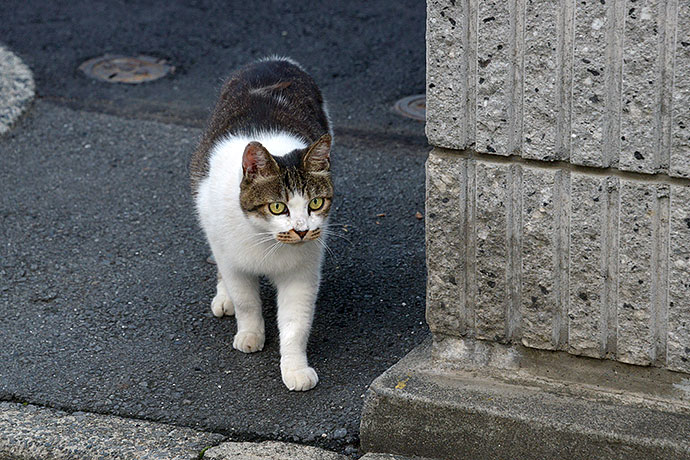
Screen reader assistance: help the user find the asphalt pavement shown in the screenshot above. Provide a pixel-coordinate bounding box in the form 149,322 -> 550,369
0,1 -> 429,456
0,0 -> 426,134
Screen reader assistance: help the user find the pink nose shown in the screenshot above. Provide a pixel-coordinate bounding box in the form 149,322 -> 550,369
294,230 -> 308,239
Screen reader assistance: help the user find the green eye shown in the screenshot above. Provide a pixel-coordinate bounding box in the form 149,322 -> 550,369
309,197 -> 325,211
268,202 -> 287,215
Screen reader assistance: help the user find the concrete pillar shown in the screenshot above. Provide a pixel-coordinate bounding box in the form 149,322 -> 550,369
425,0 -> 690,372
361,1 -> 690,459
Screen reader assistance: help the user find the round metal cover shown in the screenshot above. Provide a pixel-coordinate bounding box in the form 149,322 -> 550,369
79,54 -> 174,84
393,94 -> 425,121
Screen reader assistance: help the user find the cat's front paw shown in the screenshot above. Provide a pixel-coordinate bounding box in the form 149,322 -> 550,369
233,330 -> 265,353
281,366 -> 319,391
211,291 -> 234,317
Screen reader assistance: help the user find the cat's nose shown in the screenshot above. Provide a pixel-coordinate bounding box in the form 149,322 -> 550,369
295,230 -> 308,239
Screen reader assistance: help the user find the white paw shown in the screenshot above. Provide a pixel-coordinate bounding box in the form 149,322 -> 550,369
281,366 -> 319,391
211,291 -> 234,317
233,330 -> 265,353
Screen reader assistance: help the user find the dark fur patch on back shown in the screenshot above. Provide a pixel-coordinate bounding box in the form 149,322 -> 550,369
190,59 -> 330,194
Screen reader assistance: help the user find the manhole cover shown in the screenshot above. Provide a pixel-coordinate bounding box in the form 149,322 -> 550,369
393,94 -> 425,121
79,54 -> 174,84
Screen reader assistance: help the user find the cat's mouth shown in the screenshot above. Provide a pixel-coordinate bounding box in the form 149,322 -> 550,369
276,228 -> 321,244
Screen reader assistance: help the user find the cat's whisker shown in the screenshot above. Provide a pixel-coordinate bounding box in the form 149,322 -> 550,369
258,243 -> 276,265
259,240 -> 283,265
268,241 -> 284,258
248,240 -> 273,250
320,228 -> 352,244
323,223 -> 354,232
316,237 -> 337,261
252,232 -> 276,240
248,231 -> 276,241
248,234 -> 279,248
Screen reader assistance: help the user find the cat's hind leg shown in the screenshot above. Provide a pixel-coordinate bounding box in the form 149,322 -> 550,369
211,270 -> 235,317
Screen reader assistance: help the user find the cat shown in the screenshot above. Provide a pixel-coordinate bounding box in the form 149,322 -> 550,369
189,57 -> 333,391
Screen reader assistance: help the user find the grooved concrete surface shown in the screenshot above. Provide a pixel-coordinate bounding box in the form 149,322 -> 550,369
426,149 -> 690,372
425,0 -> 690,374
426,0 -> 690,177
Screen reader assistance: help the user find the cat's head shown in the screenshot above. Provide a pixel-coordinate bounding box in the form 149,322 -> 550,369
239,134 -> 333,244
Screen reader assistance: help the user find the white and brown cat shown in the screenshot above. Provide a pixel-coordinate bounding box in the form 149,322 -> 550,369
190,57 -> 333,391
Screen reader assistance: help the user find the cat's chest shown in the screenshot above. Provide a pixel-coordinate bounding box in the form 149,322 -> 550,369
224,237 -> 316,275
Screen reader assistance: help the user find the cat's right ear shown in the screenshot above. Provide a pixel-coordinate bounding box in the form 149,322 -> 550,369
242,142 -> 278,179
302,134 -> 331,173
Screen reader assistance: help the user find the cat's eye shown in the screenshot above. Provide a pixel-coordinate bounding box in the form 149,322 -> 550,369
308,197 -> 325,211
268,202 -> 288,215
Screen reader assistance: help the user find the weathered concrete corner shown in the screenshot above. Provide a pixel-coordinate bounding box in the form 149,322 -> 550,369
361,339 -> 690,460
0,44 -> 34,135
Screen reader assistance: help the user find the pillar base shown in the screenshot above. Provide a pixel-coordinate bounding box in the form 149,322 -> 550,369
360,337 -> 690,460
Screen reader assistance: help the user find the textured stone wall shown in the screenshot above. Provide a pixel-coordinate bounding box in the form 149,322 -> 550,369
426,151 -> 690,372
427,0 -> 690,177
426,0 -> 690,373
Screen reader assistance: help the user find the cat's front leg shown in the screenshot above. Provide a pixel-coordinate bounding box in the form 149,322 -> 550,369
221,269 -> 265,353
274,271 -> 320,391
211,270 -> 235,317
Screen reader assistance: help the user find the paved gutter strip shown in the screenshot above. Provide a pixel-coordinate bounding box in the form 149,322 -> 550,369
0,44 -> 34,135
0,402 -> 225,460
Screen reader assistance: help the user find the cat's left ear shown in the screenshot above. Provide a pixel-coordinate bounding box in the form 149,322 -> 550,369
302,134 -> 331,173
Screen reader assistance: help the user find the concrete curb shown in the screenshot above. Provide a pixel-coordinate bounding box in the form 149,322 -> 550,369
0,402 -> 352,460
0,44 -> 35,135
0,402 -> 224,460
